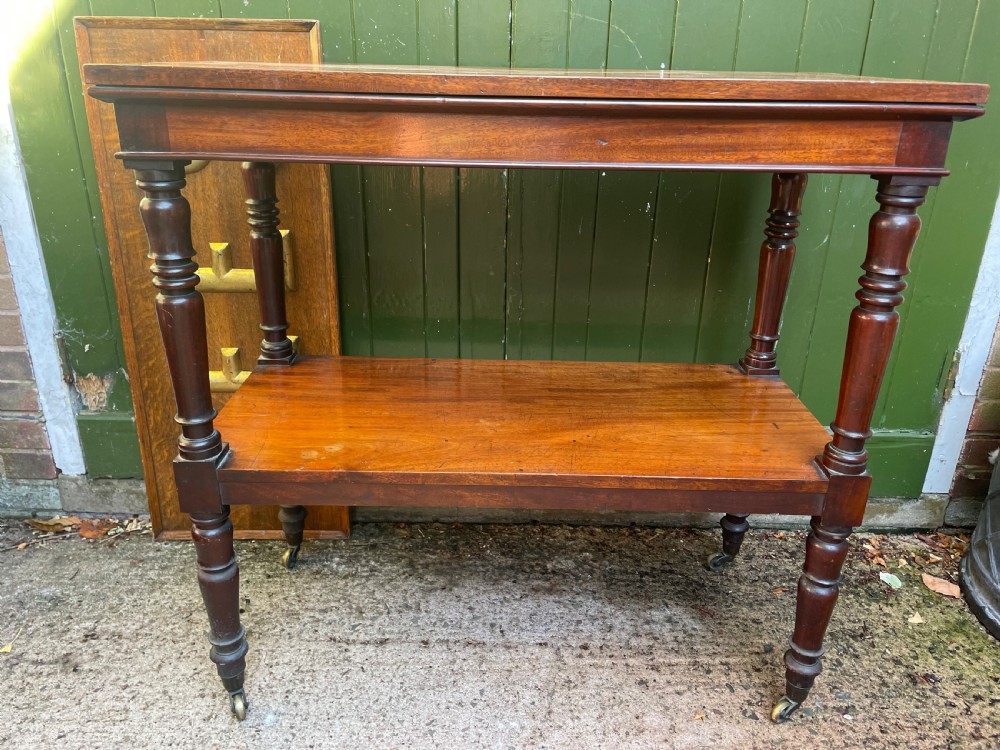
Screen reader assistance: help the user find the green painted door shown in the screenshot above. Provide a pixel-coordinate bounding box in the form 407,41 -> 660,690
10,0 -> 1000,495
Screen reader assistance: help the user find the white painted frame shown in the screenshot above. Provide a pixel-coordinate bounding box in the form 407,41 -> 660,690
0,77 -> 86,476
924,188 -> 1000,493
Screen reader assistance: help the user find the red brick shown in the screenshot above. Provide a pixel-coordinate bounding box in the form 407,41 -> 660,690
0,350 -> 33,381
950,471 -> 992,499
0,276 -> 16,312
0,234 -> 8,275
0,449 -> 55,479
0,380 -> 38,411
969,399 -> 1000,433
0,313 -> 25,347
0,417 -> 49,450
957,437 -> 1000,468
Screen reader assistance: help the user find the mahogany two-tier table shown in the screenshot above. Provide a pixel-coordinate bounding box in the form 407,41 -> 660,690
82,61 -> 988,722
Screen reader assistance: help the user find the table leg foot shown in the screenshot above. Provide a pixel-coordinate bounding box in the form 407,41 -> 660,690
278,505 -> 307,569
770,695 -> 800,724
706,513 -> 749,571
229,687 -> 250,721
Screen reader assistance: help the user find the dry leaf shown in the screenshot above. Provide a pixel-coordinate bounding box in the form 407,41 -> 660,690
928,555 -> 942,564
0,626 -> 24,654
80,519 -> 117,539
78,519 -> 117,540
694,711 -> 705,721
907,612 -> 925,624
922,573 -> 961,599
16,542 -> 27,551
25,516 -> 81,532
873,556 -> 887,567
772,587 -> 786,597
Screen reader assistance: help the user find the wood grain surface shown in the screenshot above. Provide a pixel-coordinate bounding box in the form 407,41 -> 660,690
215,356 -> 830,494
83,61 -> 990,104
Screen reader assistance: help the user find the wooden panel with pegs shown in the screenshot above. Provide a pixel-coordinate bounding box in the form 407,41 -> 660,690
74,17 -> 346,540
209,336 -> 300,394
197,230 -> 296,294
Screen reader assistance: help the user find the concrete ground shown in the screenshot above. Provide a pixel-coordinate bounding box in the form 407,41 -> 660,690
1,520 -> 997,750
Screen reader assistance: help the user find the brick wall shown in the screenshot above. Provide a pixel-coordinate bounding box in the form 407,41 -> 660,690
952,325 -> 1000,499
0,229 -> 56,480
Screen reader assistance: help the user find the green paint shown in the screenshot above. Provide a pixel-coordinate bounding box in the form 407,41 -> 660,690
77,413 -> 143,479
551,172 -> 599,361
288,0 -> 354,62
421,168 -> 460,357
880,0 -> 997,431
456,0 -> 510,359
867,433 -> 936,498
154,0 -> 221,17
10,0 -> 1000,494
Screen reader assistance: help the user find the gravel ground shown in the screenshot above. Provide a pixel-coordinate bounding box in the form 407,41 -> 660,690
1,519 -> 997,749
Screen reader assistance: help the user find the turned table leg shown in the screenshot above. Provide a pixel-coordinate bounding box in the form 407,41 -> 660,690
773,175 -> 932,722
712,174 -> 806,571
241,161 -> 308,569
740,173 -> 807,376
133,160 -> 249,720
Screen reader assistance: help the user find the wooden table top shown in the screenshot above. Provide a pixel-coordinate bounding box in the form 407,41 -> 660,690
84,62 -> 989,105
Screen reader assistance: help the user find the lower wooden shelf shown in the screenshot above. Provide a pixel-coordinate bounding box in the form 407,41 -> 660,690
213,356 -> 830,514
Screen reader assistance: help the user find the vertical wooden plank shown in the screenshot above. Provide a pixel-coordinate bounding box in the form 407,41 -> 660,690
550,0 -> 609,360
348,0 -> 422,357
421,167 -> 460,357
640,0 -> 741,363
881,0 -> 990,430
583,2 -> 673,362
566,0 -> 610,67
153,0 -> 222,17
640,171 -> 721,362
505,169 -> 563,359
733,0 -> 808,71
288,0 -> 356,62
417,2 -> 460,357
218,0 -> 288,18
418,0 -> 458,64
456,0 -> 510,67
585,171 -> 660,361
605,0 -> 674,69
669,0 -> 741,68
695,0 -> 809,364
777,0 -> 875,394
506,1 -> 569,359
363,167 -> 426,356
799,0 -> 939,425
551,171 -> 599,360
290,1 -> 373,355
457,0 -> 510,359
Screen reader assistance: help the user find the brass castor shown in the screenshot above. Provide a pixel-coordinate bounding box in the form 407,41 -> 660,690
705,551 -> 734,571
229,690 -> 248,721
770,695 -> 800,723
281,545 -> 300,570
